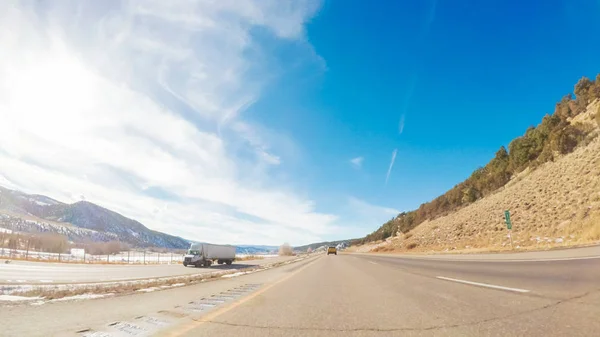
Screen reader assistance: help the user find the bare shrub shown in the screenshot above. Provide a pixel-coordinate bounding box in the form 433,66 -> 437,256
278,242 -> 293,256
4,233 -> 70,254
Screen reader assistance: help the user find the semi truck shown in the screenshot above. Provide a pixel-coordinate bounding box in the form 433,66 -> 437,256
183,243 -> 236,267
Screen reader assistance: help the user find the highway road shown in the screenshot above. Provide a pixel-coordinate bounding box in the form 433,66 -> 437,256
0,256 -> 297,284
358,244 -> 600,261
1,249 -> 599,336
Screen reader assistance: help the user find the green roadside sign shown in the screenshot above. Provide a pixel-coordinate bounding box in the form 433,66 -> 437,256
504,210 -> 512,230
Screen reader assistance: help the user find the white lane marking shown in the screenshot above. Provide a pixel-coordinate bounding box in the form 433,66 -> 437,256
436,276 -> 530,293
368,261 -> 378,265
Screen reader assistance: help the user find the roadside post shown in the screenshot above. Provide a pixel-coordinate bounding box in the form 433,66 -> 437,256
504,210 -> 513,249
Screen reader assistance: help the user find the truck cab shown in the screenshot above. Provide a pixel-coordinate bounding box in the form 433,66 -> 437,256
183,247 -> 208,267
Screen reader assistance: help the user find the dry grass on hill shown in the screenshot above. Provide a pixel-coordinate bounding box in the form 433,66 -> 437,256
355,102 -> 600,254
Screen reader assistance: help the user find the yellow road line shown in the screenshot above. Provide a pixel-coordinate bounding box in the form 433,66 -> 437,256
162,256 -> 322,336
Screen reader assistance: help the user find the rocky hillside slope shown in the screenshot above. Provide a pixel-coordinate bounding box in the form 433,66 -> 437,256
378,135 -> 599,253
0,186 -> 190,248
353,87 -> 600,253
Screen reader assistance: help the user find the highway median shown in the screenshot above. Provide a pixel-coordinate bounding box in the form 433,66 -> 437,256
0,254 -> 315,304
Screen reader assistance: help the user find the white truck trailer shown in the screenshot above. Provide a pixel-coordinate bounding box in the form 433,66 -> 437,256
183,243 -> 236,267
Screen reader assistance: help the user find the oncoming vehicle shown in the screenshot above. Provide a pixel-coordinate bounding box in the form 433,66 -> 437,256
327,246 -> 337,255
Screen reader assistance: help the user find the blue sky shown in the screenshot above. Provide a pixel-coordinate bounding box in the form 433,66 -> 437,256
1,1 -> 600,245
245,0 -> 600,216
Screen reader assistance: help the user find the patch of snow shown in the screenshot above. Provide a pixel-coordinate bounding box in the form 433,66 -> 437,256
0,295 -> 43,302
32,199 -> 51,206
50,293 -> 114,302
221,272 -> 245,278
136,287 -> 160,293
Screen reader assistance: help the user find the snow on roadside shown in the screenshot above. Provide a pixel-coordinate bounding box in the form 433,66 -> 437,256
221,270 -> 257,278
27,293 -> 115,306
136,287 -> 160,293
1,255 -> 312,303
50,293 -> 114,302
0,295 -> 43,302
135,283 -> 186,293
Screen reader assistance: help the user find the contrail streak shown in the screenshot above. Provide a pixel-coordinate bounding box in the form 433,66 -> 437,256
385,149 -> 398,185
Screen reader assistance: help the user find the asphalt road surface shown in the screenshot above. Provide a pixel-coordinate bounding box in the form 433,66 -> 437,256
167,252 -> 600,337
0,256 -> 296,284
358,244 -> 600,261
2,249 -> 599,337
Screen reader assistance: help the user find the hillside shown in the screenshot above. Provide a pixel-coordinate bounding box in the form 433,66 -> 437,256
0,186 -> 190,249
354,74 -> 600,252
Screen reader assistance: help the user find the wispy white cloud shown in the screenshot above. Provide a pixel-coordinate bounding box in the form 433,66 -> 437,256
398,114 -> 406,134
350,156 -> 364,169
385,149 -> 398,185
398,74 -> 417,134
231,121 -> 282,166
0,0 -> 334,246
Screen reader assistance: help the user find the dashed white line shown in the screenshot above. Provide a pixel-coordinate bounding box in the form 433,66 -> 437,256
436,276 -> 530,293
368,261 -> 378,265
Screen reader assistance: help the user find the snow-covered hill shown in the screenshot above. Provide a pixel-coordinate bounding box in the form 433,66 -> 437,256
0,186 -> 189,249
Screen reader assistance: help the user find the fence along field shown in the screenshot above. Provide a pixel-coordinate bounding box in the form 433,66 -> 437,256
0,229 -> 186,264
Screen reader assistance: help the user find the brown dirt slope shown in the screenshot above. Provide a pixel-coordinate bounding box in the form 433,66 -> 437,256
361,101 -> 600,254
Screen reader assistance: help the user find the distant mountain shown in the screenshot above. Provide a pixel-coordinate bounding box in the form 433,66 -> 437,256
0,186 -> 190,249
294,240 -> 353,252
236,245 -> 278,254
184,242 -> 276,255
